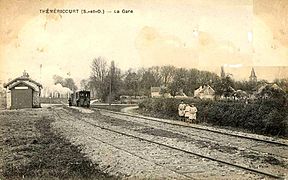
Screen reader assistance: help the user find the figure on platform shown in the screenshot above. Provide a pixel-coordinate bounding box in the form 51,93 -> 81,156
178,100 -> 186,121
185,103 -> 198,123
190,103 -> 198,123
184,104 -> 191,122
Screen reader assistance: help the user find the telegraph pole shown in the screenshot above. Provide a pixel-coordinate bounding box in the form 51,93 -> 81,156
109,71 -> 112,106
108,61 -> 112,106
108,61 -> 115,106
40,64 -> 42,83
39,64 -> 42,97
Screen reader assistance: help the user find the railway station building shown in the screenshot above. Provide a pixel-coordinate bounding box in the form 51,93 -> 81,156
3,71 -> 42,109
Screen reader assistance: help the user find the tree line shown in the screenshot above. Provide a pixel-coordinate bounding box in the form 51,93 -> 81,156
76,57 -> 288,102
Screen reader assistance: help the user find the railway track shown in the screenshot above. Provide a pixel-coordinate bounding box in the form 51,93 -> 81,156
95,110 -> 288,165
94,107 -> 288,166
91,106 -> 288,147
55,107 -> 285,179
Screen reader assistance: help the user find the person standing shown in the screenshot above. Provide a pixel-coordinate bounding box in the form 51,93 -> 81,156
184,103 -> 198,123
178,100 -> 186,121
203,105 -> 208,123
184,104 -> 191,122
190,103 -> 198,123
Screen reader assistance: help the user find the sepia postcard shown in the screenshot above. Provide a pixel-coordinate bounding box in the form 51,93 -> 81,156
0,0 -> 287,179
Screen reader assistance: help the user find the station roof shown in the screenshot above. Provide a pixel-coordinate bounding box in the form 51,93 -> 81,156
3,73 -> 42,89
7,81 -> 39,91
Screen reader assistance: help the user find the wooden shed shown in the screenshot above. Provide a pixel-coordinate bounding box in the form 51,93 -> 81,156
3,71 -> 42,109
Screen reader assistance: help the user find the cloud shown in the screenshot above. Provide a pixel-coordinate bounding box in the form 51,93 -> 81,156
252,16 -> 288,66
135,26 -> 199,68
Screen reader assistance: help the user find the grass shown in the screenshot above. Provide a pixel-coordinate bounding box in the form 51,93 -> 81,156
0,109 -> 115,180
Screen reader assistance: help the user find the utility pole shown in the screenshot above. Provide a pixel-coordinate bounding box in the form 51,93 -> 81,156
39,64 -> 42,98
108,61 -> 114,106
40,64 -> 42,83
109,71 -> 112,106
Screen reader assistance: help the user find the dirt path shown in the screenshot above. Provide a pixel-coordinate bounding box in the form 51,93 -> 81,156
120,106 -> 139,114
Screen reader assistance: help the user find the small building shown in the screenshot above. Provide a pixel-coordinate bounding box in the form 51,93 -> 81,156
3,71 -> 42,109
151,87 -> 161,98
151,86 -> 172,98
255,83 -> 283,99
194,85 -> 215,100
233,90 -> 248,100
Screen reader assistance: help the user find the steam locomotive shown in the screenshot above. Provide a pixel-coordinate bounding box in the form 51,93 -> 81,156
69,90 -> 90,107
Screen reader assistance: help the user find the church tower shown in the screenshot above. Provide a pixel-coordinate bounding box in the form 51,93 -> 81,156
220,66 -> 225,78
249,67 -> 257,82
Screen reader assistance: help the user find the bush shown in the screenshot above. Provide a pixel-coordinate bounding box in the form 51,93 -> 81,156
138,98 -> 288,137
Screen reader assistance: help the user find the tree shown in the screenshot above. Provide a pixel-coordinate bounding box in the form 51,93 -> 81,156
160,65 -> 175,86
124,69 -> 139,97
169,68 -> 187,96
214,76 -> 235,98
53,75 -> 64,86
107,61 -> 122,103
197,70 -> 219,86
80,79 -> 89,90
234,81 -> 255,94
140,70 -> 157,96
91,57 -> 108,82
274,78 -> 288,93
149,66 -> 162,86
89,57 -> 108,101
89,58 -> 123,102
108,61 -> 115,104
64,78 -> 77,91
185,68 -> 199,96
258,84 -> 287,100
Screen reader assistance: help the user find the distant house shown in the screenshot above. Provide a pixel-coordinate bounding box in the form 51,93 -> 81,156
3,71 -> 42,109
257,83 -> 282,93
194,85 -> 215,100
151,86 -> 172,98
151,87 -> 161,98
233,90 -> 248,100
255,83 -> 284,99
219,86 -> 236,99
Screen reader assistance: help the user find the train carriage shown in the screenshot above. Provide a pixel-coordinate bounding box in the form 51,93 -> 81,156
69,90 -> 90,107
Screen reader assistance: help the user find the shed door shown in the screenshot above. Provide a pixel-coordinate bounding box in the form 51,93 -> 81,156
11,88 -> 33,109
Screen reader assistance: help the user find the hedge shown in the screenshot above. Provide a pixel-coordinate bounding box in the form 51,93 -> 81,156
138,98 -> 288,137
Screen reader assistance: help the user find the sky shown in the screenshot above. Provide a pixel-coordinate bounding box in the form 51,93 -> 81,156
0,0 -> 288,87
